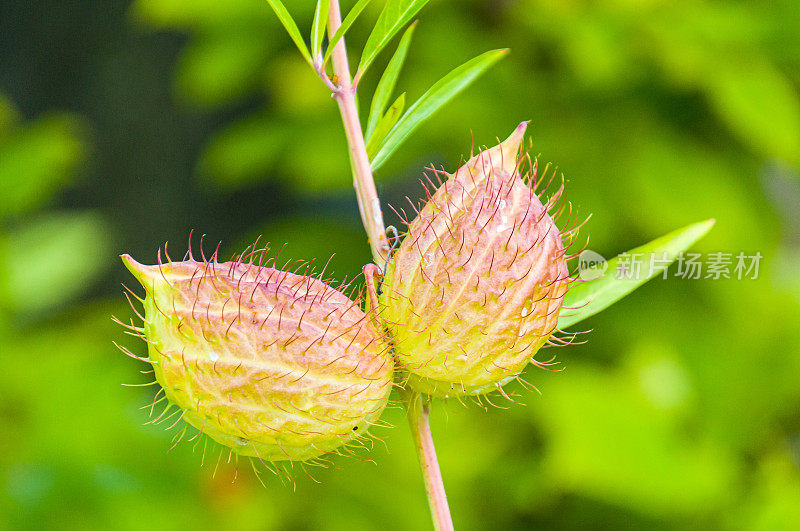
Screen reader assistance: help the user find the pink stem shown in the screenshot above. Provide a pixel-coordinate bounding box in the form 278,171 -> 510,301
326,4 -> 452,529
327,0 -> 389,265
403,389 -> 454,531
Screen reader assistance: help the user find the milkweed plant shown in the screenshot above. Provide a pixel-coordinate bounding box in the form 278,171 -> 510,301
115,1 -> 714,529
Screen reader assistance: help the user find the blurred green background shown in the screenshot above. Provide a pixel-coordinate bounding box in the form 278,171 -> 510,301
2,0 -> 799,529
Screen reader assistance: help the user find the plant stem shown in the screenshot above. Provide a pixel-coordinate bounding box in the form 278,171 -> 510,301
363,244 -> 454,531
326,0 -> 389,265
326,5 -> 452,529
401,388 -> 454,531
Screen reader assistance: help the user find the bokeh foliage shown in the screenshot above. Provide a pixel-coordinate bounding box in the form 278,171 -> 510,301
1,0 -> 799,529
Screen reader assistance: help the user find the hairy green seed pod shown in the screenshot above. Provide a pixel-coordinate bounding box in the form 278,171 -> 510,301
382,123 -> 571,397
120,252 -> 393,461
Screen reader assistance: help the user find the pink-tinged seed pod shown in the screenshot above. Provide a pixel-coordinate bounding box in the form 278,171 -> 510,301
118,250 -> 393,462
382,123 -> 572,398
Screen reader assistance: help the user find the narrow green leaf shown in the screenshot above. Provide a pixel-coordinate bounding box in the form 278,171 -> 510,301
370,48 -> 508,172
366,92 -> 405,158
557,219 -> 716,330
357,0 -> 430,76
322,0 -> 373,66
311,0 -> 331,61
365,22 -> 416,140
265,0 -> 313,66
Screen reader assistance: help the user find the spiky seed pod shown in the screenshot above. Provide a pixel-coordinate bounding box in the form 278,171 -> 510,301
381,123 -> 571,398
119,252 -> 393,462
